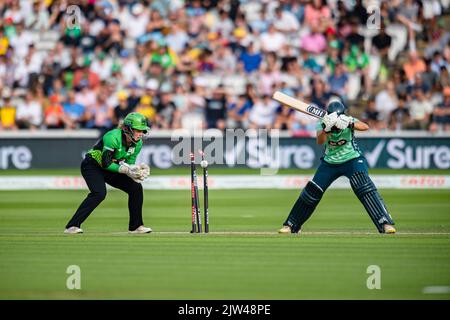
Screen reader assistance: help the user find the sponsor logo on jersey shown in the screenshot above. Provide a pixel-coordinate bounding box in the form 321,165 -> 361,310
127,147 -> 135,155
328,139 -> 347,146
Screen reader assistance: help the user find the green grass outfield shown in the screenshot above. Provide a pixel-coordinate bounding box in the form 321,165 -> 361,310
0,188 -> 449,299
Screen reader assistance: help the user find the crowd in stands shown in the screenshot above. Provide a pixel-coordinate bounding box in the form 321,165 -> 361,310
0,0 -> 449,136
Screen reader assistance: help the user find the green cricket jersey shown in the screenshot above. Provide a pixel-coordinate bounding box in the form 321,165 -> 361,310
86,128 -> 142,172
316,118 -> 361,164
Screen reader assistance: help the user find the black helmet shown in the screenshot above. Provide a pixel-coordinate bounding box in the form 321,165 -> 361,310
326,100 -> 346,116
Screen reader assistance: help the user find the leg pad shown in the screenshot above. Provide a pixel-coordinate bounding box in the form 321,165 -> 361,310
350,171 -> 395,233
284,181 -> 324,233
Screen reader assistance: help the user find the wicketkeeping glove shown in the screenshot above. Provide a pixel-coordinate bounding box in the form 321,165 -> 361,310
118,163 -> 145,183
321,112 -> 338,132
137,163 -> 150,180
335,115 -> 353,130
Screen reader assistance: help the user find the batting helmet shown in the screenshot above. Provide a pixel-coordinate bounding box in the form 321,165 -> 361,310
326,100 -> 347,116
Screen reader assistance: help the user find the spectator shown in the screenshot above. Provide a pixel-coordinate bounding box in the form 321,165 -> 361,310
63,90 -> 86,129
375,81 -> 398,122
213,45 -> 237,74
73,58 -> 100,90
310,78 -> 331,108
439,66 -> 450,89
396,0 -> 422,46
78,22 -> 97,54
350,0 -> 368,25
392,69 -> 409,97
4,1 -> 24,24
344,44 -> 371,98
119,49 -> 144,86
300,25 -> 327,54
389,96 -> 411,131
326,40 -> 342,76
328,62 -> 349,101
113,91 -> 132,126
85,94 -> 111,132
205,86 -> 227,130
372,23 -> 392,68
90,51 -> 113,81
142,78 -> 159,108
403,51 -> 426,83
135,95 -> 157,124
301,49 -> 323,74
274,104 -> 294,131
126,3 -> 149,39
26,0 -> 50,31
421,59 -> 439,92
345,19 -> 364,49
143,58 -> 169,86
304,0 -> 332,33
239,42 -> 263,74
227,94 -> 252,129
258,64 -> 281,96
166,23 -> 190,54
0,28 -> 9,56
9,21 -> 34,59
197,49 -> 216,73
273,6 -> 300,34
406,87 -> 434,130
186,0 -> 206,37
248,94 -> 279,129
408,73 -> 431,98
126,82 -> 142,111
429,88 -> 450,132
0,91 -> 17,130
250,5 -> 270,35
155,89 -> 177,129
213,9 -> 234,38
260,24 -> 286,53
15,91 -> 42,129
44,94 -> 67,129
145,9 -> 167,34
149,40 -> 176,72
430,51 -> 448,76
362,98 -> 383,130
184,84 -> 207,130
75,81 -> 96,114
290,108 -> 317,137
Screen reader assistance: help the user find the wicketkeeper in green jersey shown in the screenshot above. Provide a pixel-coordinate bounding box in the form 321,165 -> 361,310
279,101 -> 396,234
65,112 -> 152,234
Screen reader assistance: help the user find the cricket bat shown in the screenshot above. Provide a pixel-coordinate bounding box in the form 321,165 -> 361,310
272,91 -> 326,119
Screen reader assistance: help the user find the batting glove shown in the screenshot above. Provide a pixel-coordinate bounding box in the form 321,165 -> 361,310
322,112 -> 338,132
335,115 -> 353,130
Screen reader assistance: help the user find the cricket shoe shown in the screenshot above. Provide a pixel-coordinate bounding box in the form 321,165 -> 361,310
278,225 -> 300,234
64,227 -> 83,234
383,224 -> 396,234
129,226 -> 152,234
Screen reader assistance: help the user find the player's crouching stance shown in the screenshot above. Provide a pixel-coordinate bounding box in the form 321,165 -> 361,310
64,112 -> 152,234
279,101 -> 396,235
